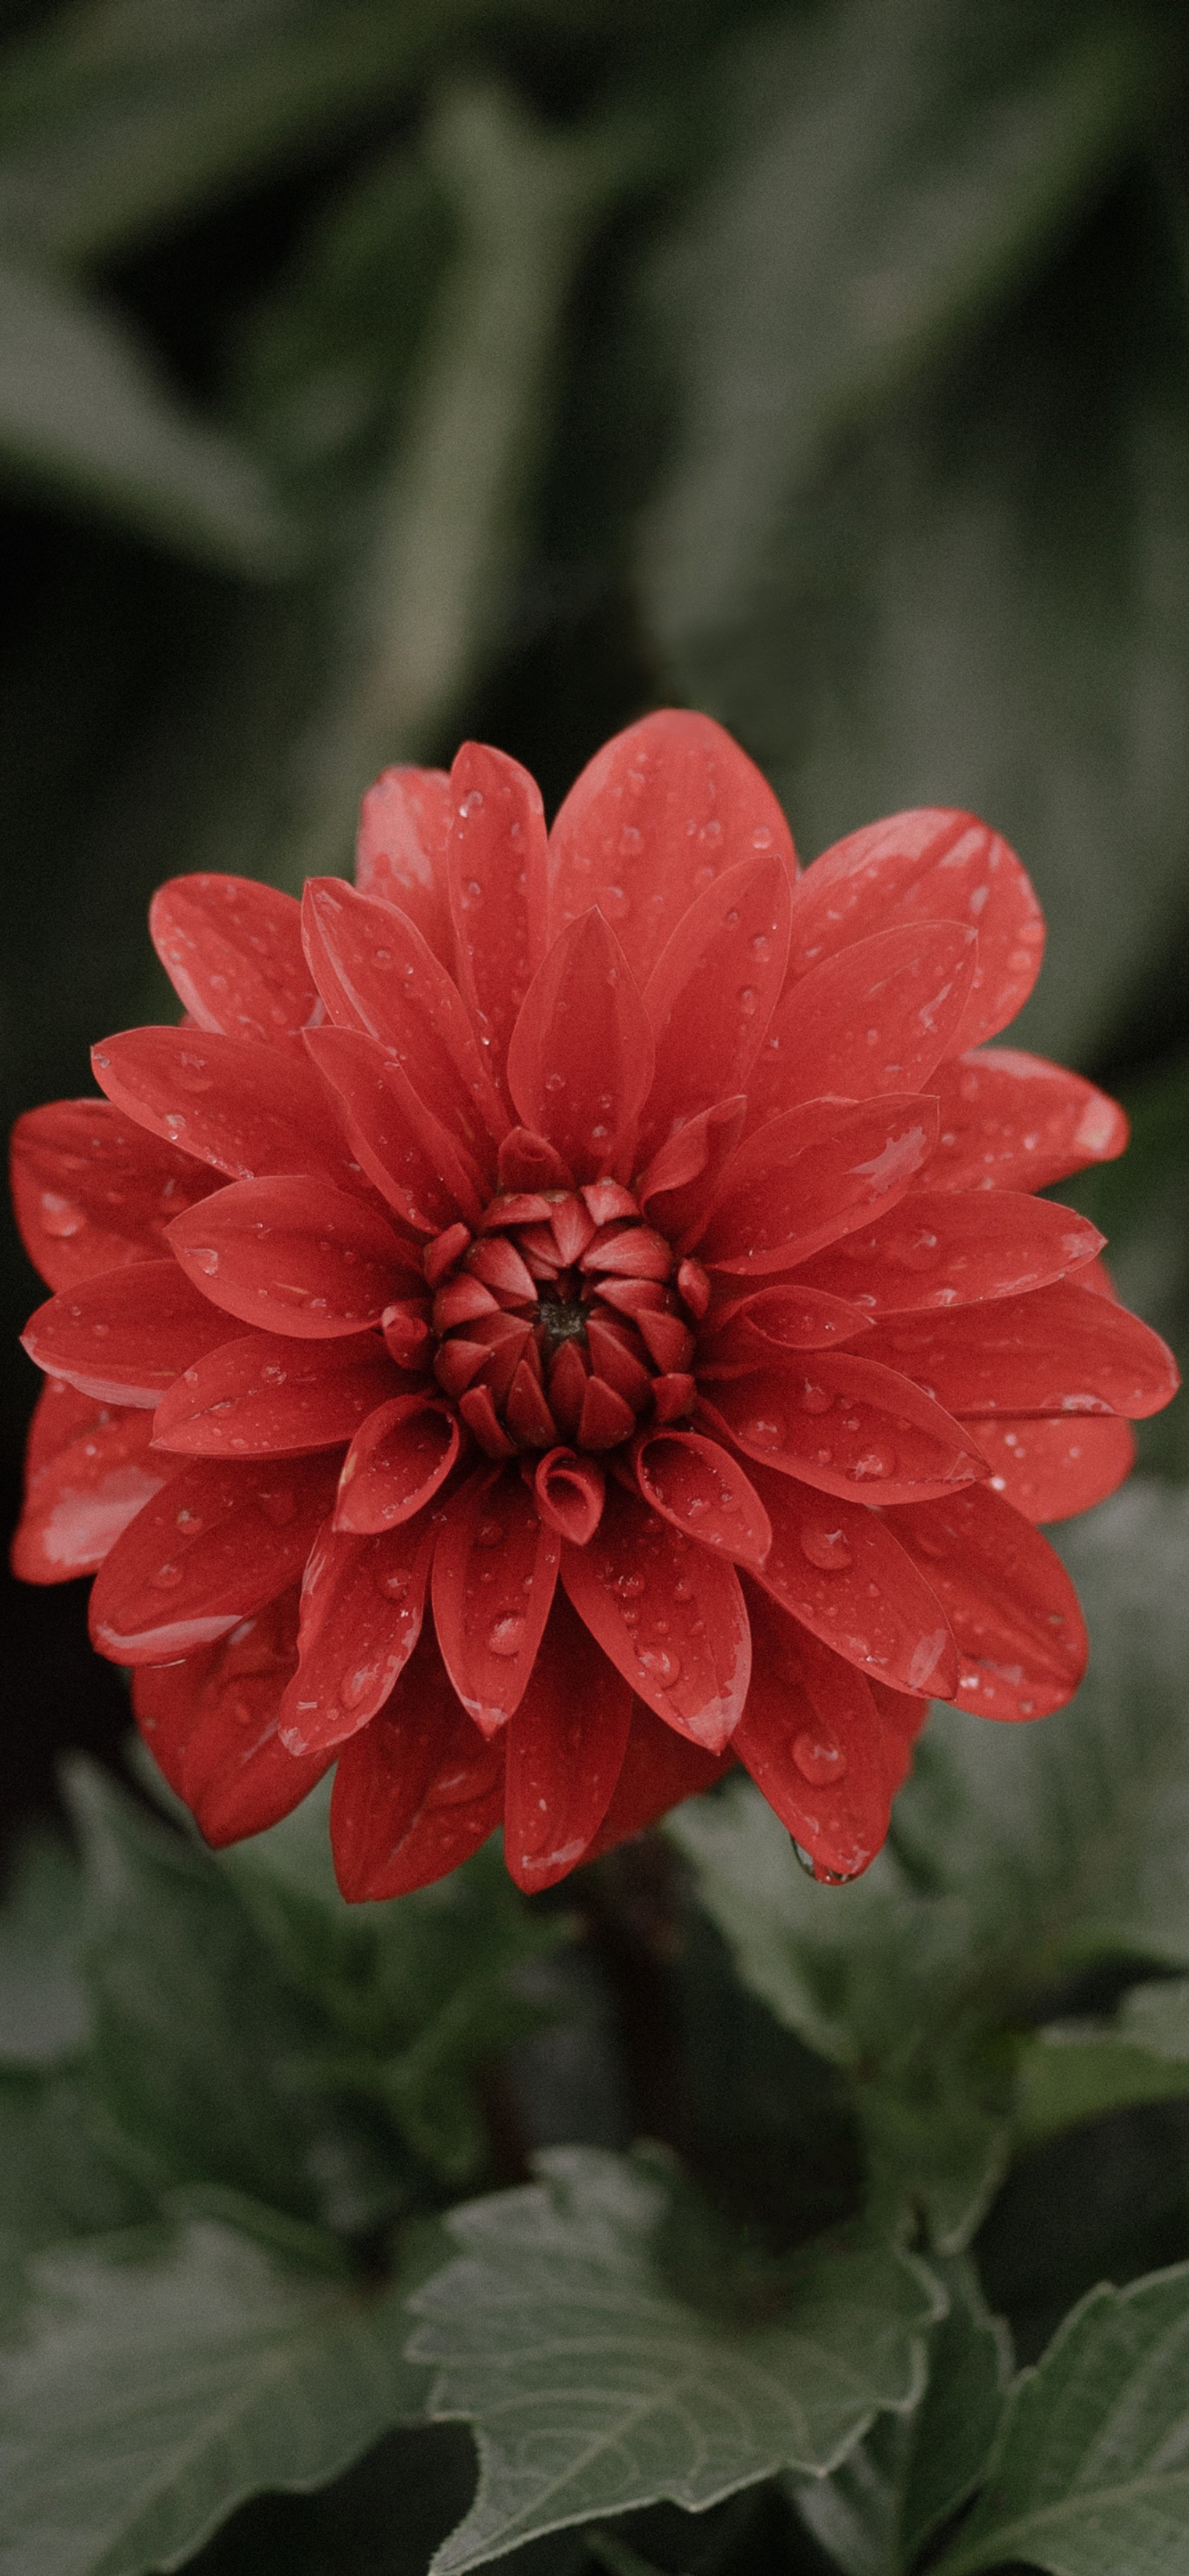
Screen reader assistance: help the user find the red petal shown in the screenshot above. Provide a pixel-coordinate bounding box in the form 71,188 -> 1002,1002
746,921 -> 978,1129
638,1097 -> 747,1246
890,1485 -> 1087,1718
431,1464 -> 560,1733
786,809 -> 1043,1047
534,1448 -> 605,1545
167,1175 -> 412,1338
734,1592 -> 892,1881
330,1630 -> 503,1899
971,1415 -> 1135,1522
560,1479 -> 751,1753
506,909 -> 654,1181
697,1095 -> 939,1274
577,1375 -> 637,1450
152,1331 -> 401,1456
697,1284 -> 874,1372
10,1099 -> 218,1291
633,1428 -> 771,1567
334,1394 -> 461,1532
22,1261 -> 232,1405
88,1456 -> 337,1664
279,1515 -> 435,1752
354,765 -> 455,965
447,744 -> 548,1097
864,1282 -> 1180,1421
743,1456 -> 958,1699
503,1593 -> 633,1890
301,878 -> 505,1157
927,1048 -> 1130,1192
703,1353 -> 987,1505
580,1704 -> 734,1860
305,1025 -> 482,1233
548,710 -> 796,988
133,1589 -> 330,1844
91,1027 -> 351,1184
795,1190 -> 1103,1317
639,852 -> 791,1156
149,875 -> 316,1051
13,1403 -> 166,1582
869,1681 -> 930,1795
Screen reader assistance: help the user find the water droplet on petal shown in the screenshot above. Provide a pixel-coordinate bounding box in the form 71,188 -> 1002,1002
487,1615 -> 526,1658
847,1445 -> 896,1482
189,1247 -> 220,1276
799,1523 -> 853,1572
617,1571 -> 646,1599
475,1519 -> 504,1549
792,1730 -> 848,1785
746,1416 -> 783,1451
39,1192 -> 85,1239
797,1382 -> 833,1415
638,1645 -> 681,1686
150,1561 -> 184,1589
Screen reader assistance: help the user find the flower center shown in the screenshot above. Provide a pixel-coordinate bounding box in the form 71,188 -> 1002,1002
384,1181 -> 709,1460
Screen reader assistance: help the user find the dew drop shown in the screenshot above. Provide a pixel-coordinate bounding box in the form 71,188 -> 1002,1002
378,1566 -> 410,1602
797,1382 -> 832,1415
847,1445 -> 896,1482
736,985 -> 757,1015
487,1615 -> 526,1658
475,1519 -> 504,1548
745,1416 -> 783,1450
638,1644 -> 681,1686
459,790 -> 485,817
189,1247 -> 220,1276
617,1571 -> 646,1598
39,1192 -> 85,1239
150,1561 -> 184,1589
799,1522 -> 853,1572
792,1730 -> 848,1786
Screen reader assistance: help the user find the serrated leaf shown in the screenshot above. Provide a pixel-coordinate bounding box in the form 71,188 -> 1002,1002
406,2147 -> 943,2572
1017,1980 -> 1189,2144
789,2256 -> 1011,2575
934,2261 -> 1189,2576
0,262 -> 300,573
0,2216 -> 432,2576
0,1835 -> 88,2070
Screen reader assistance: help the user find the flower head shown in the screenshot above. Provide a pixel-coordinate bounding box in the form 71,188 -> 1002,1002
12,715 -> 1179,1893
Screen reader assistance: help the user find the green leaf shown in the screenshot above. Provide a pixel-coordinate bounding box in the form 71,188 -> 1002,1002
406,2146 -> 943,2572
1017,1980 -> 1189,2144
789,2256 -> 1011,2576
934,2260 -> 1189,2576
0,2216 -> 432,2576
0,261 -> 300,573
0,1834 -> 88,2070
640,0 -> 1189,1068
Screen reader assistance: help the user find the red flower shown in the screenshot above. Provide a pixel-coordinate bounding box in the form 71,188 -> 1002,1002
11,716 -> 1179,1894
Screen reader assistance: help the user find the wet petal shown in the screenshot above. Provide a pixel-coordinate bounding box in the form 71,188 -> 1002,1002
746,921 -> 978,1129
354,764 -> 455,964
797,1190 -> 1103,1317
92,1027 -> 351,1184
152,1331 -> 402,1456
12,1402 -> 166,1582
734,1591 -> 892,1881
301,877 -> 505,1156
703,1352 -> 988,1504
548,709 -> 796,987
970,1415 -> 1136,1522
506,909 -> 654,1181
534,1448 -> 606,1545
167,1175 -> 414,1339
330,1629 -> 503,1899
306,1024 -> 483,1233
639,851 -> 791,1155
633,1428 -> 771,1566
638,1097 -> 747,1245
22,1260 -> 233,1406
560,1478 -> 751,1753
447,743 -> 548,1097
580,1704 -> 734,1860
890,1485 -> 1087,1719
927,1048 -> 1130,1191
697,1095 -> 939,1274
696,1284 -> 874,1373
279,1514 -> 435,1753
88,1456 -> 337,1664
431,1464 -> 560,1733
10,1098 -> 218,1291
334,1393 -> 461,1532
869,1681 -> 930,1795
149,875 -> 316,1051
864,1282 -> 1181,1419
503,1594 -> 633,1890
132,1589 -> 330,1843
786,808 -> 1043,1047
743,1455 -> 958,1699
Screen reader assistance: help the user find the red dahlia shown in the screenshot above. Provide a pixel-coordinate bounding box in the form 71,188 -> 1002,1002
11,715 -> 1179,1893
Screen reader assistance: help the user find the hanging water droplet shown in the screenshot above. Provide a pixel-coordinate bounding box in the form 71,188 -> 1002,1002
487,1614 -> 526,1658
